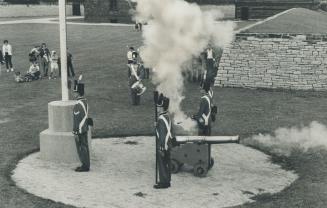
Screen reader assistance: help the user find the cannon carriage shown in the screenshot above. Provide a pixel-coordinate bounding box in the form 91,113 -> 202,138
171,136 -> 240,177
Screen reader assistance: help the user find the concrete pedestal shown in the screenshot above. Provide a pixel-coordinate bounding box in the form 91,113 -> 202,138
40,101 -> 92,163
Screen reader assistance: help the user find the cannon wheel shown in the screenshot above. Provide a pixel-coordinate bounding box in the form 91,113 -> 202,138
171,159 -> 181,174
209,157 -> 214,170
193,162 -> 208,177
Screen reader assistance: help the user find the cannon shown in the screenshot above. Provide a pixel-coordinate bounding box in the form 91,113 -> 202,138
171,135 -> 239,177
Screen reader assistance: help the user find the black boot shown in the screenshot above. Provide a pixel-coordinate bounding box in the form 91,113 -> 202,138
153,183 -> 170,189
75,166 -> 90,172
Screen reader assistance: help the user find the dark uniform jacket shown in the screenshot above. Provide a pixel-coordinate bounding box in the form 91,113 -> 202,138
40,48 -> 50,59
73,98 -> 89,134
156,113 -> 173,151
128,64 -> 144,86
0,50 -> 3,63
196,94 -> 212,128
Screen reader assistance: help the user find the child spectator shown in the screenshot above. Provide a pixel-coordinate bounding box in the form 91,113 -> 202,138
14,72 -> 25,83
2,40 -> 14,72
28,62 -> 41,80
49,50 -> 59,79
29,45 -> 40,64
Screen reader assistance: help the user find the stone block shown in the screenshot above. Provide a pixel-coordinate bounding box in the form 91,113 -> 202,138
40,100 -> 92,164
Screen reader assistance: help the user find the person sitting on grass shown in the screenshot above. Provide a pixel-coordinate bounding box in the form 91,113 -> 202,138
27,62 -> 41,80
14,72 -> 25,83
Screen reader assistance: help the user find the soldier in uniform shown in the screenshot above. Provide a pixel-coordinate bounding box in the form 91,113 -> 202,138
128,60 -> 146,105
154,96 -> 174,189
72,80 -> 90,172
192,81 -> 215,136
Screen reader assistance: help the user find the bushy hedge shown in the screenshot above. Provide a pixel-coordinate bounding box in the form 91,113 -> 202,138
186,0 -> 235,4
4,0 -> 84,4
320,1 -> 327,11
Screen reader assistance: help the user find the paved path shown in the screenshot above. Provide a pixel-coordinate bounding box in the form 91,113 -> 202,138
0,16 -> 133,26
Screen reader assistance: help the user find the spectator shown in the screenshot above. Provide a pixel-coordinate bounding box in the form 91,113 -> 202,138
49,50 -> 59,79
135,22 -> 142,32
14,72 -> 25,83
58,49 -> 75,77
39,43 -> 50,77
0,49 -> 3,73
2,40 -> 14,72
204,45 -> 216,85
67,50 -> 75,77
27,62 -> 41,80
29,45 -> 40,64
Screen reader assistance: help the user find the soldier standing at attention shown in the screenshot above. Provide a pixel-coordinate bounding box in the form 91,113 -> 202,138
192,81 -> 215,136
72,80 -> 90,172
154,96 -> 174,189
128,60 -> 146,105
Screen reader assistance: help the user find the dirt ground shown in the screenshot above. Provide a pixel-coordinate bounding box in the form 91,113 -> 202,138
0,20 -> 327,208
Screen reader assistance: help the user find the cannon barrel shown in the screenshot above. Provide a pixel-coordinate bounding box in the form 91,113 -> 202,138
175,135 -> 239,145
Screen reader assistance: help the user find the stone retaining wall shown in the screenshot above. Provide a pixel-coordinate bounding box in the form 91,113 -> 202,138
215,33 -> 327,90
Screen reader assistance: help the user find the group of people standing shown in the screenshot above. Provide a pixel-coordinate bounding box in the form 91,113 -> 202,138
9,41 -> 76,83
28,43 -> 75,80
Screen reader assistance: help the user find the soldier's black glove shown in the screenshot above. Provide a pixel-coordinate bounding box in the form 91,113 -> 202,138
87,118 -> 94,127
171,137 -> 178,147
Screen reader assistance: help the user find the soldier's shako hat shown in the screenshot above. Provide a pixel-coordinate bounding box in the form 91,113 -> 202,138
73,80 -> 85,96
162,98 -> 170,111
156,93 -> 164,107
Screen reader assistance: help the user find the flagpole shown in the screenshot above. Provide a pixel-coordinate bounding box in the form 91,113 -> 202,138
59,0 -> 69,101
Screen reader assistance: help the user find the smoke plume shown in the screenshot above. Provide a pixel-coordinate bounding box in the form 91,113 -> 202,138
243,121 -> 327,156
133,0 -> 235,130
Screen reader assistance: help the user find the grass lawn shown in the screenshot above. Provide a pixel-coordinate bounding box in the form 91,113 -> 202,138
1,23 -> 327,207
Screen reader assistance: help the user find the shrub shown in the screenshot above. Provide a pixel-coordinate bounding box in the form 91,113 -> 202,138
320,1 -> 327,11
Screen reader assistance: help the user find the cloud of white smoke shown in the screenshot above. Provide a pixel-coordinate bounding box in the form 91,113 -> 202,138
243,121 -> 327,156
133,0 -> 235,130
